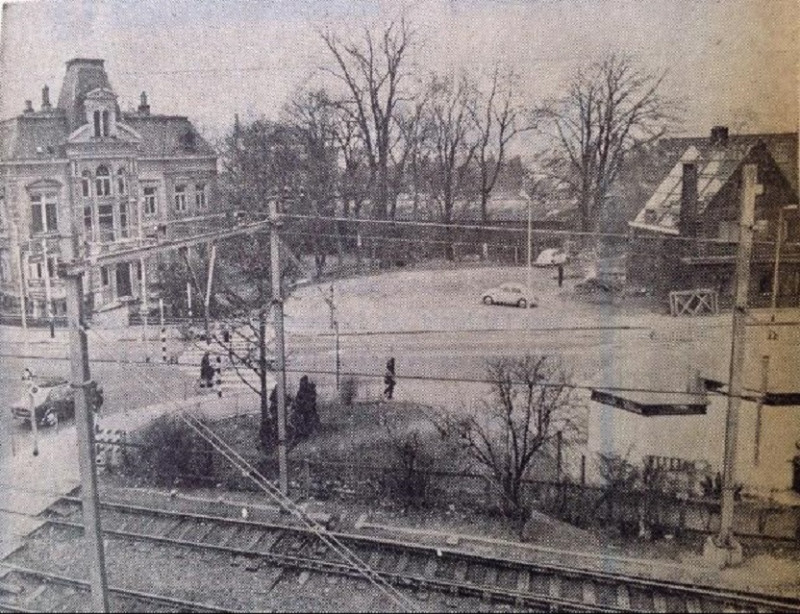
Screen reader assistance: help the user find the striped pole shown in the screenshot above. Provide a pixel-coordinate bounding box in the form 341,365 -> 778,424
159,298 -> 167,363
215,355 -> 222,398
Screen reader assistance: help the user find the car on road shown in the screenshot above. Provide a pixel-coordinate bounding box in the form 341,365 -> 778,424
10,376 -> 103,427
481,283 -> 538,308
534,248 -> 568,267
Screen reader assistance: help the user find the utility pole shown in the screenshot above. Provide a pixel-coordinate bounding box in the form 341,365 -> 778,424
526,195 -> 532,297
270,199 -> 289,497
62,268 -> 110,611
705,163 -> 761,568
140,256 -> 149,362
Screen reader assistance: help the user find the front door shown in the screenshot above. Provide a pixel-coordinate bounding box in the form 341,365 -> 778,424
116,263 -> 132,298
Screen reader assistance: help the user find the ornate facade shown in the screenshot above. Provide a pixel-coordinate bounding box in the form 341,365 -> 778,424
0,58 -> 217,321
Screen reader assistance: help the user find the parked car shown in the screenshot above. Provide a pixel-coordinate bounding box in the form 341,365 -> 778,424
481,283 -> 538,308
11,376 -> 103,427
534,248 -> 568,267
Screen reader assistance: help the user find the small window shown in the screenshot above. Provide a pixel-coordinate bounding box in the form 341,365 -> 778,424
102,110 -> 110,137
117,168 -> 126,195
101,266 -> 109,286
143,186 -> 158,216
195,183 -> 207,208
93,111 -> 102,138
83,205 -> 93,239
136,261 -> 142,280
174,184 -> 187,212
98,204 -> 114,242
81,170 -> 92,198
119,202 -> 128,238
95,166 -> 111,197
30,192 -> 58,234
47,256 -> 58,279
29,261 -> 42,280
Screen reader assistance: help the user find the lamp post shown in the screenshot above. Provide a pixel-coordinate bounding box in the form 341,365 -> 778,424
771,204 -> 798,312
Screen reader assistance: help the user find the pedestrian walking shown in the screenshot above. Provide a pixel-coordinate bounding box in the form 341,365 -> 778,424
384,357 -> 396,400
200,352 -> 214,388
557,263 -> 564,288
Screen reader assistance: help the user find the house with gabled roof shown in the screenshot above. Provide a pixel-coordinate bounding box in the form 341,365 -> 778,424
0,58 -> 218,322
627,126 -> 799,307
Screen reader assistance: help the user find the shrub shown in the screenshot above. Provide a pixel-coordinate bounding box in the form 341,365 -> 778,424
339,377 -> 359,406
125,414 -> 214,486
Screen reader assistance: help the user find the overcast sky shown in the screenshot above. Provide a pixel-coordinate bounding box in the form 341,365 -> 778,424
0,0 -> 796,143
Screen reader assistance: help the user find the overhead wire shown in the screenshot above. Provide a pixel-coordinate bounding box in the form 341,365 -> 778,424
80,325 -> 417,612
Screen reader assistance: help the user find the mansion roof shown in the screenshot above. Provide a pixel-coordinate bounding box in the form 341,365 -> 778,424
0,58 -> 214,162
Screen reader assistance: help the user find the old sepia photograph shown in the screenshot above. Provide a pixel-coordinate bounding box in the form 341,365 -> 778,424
0,0 -> 798,611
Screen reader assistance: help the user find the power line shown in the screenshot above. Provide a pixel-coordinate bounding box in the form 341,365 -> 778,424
37,326 -> 750,401
279,212 -> 782,247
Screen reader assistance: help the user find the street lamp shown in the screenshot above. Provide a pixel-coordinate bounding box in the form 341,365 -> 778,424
771,204 -> 798,312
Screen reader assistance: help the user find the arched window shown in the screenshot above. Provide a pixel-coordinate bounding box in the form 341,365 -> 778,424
95,165 -> 111,197
81,170 -> 92,198
102,110 -> 110,137
116,168 -> 126,195
93,111 -> 101,138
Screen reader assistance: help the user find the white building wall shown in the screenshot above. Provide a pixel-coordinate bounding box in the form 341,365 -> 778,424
586,395 -> 800,494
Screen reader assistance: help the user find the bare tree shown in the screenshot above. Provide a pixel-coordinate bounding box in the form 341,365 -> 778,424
471,68 -> 532,223
286,89 -> 341,277
434,355 -> 577,516
539,54 -> 673,232
425,73 -> 479,260
319,17 -> 415,220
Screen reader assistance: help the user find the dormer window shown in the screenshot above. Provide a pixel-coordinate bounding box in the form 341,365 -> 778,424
95,165 -> 111,197
85,88 -> 118,138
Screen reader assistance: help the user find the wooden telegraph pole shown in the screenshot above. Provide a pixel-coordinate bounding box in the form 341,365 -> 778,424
705,163 -> 761,567
270,199 -> 290,496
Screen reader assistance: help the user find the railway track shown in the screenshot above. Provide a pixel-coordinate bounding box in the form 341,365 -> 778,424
0,561 -> 235,613
26,495 -> 800,613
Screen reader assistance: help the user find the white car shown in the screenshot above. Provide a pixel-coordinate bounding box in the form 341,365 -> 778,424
481,283 -> 538,308
534,248 -> 568,267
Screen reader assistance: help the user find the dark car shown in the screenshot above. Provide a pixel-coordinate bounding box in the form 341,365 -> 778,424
11,377 -> 103,427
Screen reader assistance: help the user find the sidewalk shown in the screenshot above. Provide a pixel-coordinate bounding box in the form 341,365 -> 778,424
0,387 -> 256,558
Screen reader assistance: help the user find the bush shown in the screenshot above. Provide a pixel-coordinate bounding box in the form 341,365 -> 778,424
339,377 -> 359,406
125,414 -> 214,486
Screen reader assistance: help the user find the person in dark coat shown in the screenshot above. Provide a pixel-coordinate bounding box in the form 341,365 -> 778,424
557,263 -> 564,287
384,357 -> 396,400
200,352 -> 214,388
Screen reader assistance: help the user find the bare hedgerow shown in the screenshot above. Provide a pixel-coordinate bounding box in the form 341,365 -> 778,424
125,414 -> 214,486
433,355 -> 579,517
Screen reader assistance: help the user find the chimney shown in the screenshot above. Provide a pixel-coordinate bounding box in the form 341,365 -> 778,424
710,125 -> 729,146
41,85 -> 51,111
23,100 -> 33,114
678,162 -> 699,237
138,91 -> 150,116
